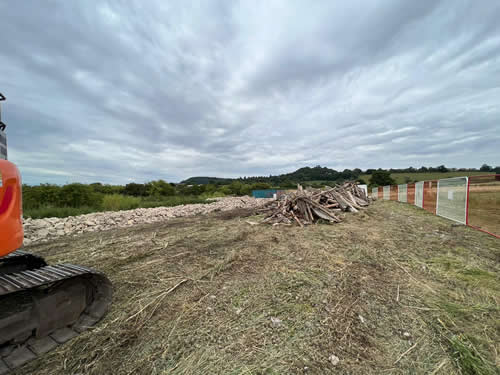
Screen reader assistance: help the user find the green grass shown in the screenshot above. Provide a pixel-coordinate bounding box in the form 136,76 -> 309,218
101,194 -> 141,211
448,335 -> 498,375
20,200 -> 500,375
360,171 -> 486,184
23,205 -> 99,219
140,196 -> 208,208
24,195 -> 211,219
22,200 -> 500,375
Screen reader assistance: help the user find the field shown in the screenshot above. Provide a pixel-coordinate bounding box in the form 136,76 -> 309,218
15,201 -> 499,375
360,171 -> 486,185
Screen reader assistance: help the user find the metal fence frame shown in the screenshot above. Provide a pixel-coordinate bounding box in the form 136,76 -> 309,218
436,177 -> 468,224
383,186 -> 390,200
376,174 -> 499,238
398,184 -> 407,203
415,181 -> 424,208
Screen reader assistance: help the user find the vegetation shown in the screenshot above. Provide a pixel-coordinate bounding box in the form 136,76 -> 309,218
183,165 -> 499,187
22,164 -> 498,219
22,180 -> 274,219
21,200 -> 500,375
369,170 -> 395,187
361,171 -> 488,185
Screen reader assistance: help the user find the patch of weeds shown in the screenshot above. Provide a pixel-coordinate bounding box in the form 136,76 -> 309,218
438,301 -> 499,320
456,268 -> 499,290
448,335 -> 498,375
429,256 -> 464,271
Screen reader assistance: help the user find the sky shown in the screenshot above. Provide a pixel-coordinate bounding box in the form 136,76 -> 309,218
1,1 -> 499,185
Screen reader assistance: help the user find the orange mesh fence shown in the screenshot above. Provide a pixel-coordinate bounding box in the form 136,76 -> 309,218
390,185 -> 398,201
377,174 -> 498,238
467,175 -> 500,237
407,183 -> 415,205
423,180 -> 437,214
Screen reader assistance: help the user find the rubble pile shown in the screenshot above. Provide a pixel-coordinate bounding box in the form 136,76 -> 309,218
23,196 -> 269,244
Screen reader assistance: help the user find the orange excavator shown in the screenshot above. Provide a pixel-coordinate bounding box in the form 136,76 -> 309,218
0,93 -> 112,373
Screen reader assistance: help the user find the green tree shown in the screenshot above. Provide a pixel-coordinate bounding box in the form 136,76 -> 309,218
123,183 -> 148,196
228,181 -> 244,195
146,180 -> 175,197
59,183 -> 96,208
480,164 -> 492,172
356,178 -> 367,185
370,170 -> 395,187
250,182 -> 272,190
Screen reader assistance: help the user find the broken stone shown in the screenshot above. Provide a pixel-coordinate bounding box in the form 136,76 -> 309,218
329,354 -> 340,366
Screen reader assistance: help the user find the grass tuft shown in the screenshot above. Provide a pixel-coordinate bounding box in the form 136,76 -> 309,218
448,335 -> 498,375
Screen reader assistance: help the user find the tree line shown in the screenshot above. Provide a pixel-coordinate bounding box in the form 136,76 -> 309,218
182,164 -> 500,186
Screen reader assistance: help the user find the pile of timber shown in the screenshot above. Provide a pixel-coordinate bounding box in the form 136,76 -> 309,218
259,182 -> 369,226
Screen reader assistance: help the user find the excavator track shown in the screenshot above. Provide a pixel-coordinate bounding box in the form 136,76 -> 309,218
0,251 -> 47,274
0,255 -> 112,374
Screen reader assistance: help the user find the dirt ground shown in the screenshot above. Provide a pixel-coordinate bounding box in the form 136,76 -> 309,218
14,201 -> 500,375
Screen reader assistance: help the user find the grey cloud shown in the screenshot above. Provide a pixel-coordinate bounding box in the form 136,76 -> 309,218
1,0 -> 499,185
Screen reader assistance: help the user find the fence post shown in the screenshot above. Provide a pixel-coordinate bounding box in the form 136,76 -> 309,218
436,180 -> 440,215
465,177 -> 470,226
422,182 -> 425,209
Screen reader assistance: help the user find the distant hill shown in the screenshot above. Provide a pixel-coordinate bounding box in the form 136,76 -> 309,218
181,164 -> 496,186
181,166 -> 361,185
180,176 -> 233,185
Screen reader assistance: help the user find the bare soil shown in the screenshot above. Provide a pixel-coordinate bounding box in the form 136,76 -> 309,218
14,201 -> 500,374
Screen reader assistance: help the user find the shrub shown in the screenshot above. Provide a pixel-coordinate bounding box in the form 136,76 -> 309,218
370,170 -> 395,187
22,184 -> 62,210
101,194 -> 141,211
146,180 -> 175,197
123,183 -> 148,196
199,191 -> 226,199
58,183 -> 97,208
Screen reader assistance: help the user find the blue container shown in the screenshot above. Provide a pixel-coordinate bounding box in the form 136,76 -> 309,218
252,189 -> 277,198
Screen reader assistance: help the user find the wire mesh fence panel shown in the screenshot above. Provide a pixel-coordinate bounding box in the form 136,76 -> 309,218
390,185 -> 398,201
415,182 -> 424,207
378,187 -> 384,200
372,187 -> 378,199
423,180 -> 438,214
407,183 -> 415,205
383,186 -> 390,200
436,177 -> 468,224
467,175 -> 500,237
398,184 -> 407,202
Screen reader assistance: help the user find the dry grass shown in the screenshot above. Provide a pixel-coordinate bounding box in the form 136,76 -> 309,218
14,202 -> 500,375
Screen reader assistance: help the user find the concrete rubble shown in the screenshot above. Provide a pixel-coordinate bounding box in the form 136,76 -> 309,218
22,196 -> 269,245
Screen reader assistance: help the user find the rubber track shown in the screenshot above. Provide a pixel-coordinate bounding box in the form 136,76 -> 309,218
0,263 -> 112,374
0,251 -> 46,274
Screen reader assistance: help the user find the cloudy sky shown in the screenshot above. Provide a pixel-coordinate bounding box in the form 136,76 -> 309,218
1,1 -> 499,184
